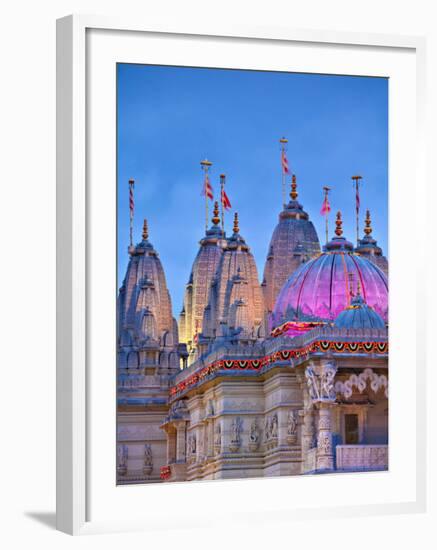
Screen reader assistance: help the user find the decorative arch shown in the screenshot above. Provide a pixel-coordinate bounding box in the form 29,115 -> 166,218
335,368 -> 388,399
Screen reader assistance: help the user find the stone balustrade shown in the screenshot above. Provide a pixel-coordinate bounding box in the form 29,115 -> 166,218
336,444 -> 388,471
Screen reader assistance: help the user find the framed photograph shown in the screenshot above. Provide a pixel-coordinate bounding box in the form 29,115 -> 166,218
56,15 -> 427,535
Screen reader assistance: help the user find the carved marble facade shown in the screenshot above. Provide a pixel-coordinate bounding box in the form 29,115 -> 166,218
160,346 -> 388,481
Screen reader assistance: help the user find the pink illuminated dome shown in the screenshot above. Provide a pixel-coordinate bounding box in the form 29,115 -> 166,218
271,212 -> 388,331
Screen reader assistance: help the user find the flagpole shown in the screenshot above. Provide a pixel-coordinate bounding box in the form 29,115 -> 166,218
200,159 -> 212,232
280,137 -> 288,209
128,178 -> 135,247
220,174 -> 225,233
323,186 -> 331,245
352,175 -> 363,246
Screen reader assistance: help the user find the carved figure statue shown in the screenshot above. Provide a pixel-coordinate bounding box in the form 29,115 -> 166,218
188,434 -> 197,455
117,444 -> 128,467
117,444 -> 128,475
319,435 -> 332,455
264,416 -> 271,441
214,422 -> 221,448
249,418 -> 260,443
321,362 -> 336,400
305,361 -> 338,402
287,410 -> 297,436
231,417 -> 243,445
271,413 -> 278,439
144,444 -> 152,467
306,364 -> 319,400
206,399 -> 214,417
143,443 -> 153,475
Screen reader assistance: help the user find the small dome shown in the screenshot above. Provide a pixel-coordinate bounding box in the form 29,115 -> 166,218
333,293 -> 386,329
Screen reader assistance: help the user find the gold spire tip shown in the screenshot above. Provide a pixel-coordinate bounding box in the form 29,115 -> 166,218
142,219 -> 149,240
233,212 -> 239,234
334,211 -> 343,237
279,137 -> 288,144
200,159 -> 212,167
290,174 -> 298,200
212,201 -> 220,226
364,209 -> 372,236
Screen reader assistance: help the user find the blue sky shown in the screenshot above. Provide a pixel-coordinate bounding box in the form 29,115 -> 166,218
117,64 -> 388,317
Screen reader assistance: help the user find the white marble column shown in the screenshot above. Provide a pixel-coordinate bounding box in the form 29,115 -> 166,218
166,428 -> 176,464
316,403 -> 335,471
175,421 -> 186,463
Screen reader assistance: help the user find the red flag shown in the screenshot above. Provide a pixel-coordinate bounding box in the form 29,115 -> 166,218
221,188 -> 232,210
201,174 -> 213,200
320,196 -> 331,216
281,150 -> 290,174
356,185 -> 360,214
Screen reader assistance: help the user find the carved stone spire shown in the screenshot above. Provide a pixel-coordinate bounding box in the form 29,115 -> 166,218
334,211 -> 343,237
262,172 -> 320,314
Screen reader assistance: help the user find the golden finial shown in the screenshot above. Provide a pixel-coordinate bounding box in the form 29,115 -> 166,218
348,272 -> 355,297
200,158 -> 212,167
356,278 -> 362,296
142,219 -> 148,240
233,212 -> 239,234
279,137 -> 288,144
335,211 -> 343,237
364,209 -> 372,236
212,201 -> 220,225
290,174 -> 298,200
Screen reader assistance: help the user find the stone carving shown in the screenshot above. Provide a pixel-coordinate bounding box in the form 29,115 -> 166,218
315,404 -> 334,471
335,368 -> 388,399
117,444 -> 128,476
264,416 -> 271,442
264,413 -> 279,450
318,435 -> 331,455
249,418 -> 260,451
214,422 -> 221,453
271,413 -> 278,439
336,444 -> 388,470
305,361 -> 337,402
143,444 -> 153,475
229,417 -> 243,452
118,425 -> 161,441
206,399 -> 214,417
187,434 -> 197,462
287,410 -> 298,445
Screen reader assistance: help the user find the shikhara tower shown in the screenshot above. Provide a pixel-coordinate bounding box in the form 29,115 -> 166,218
117,149 -> 389,485
262,175 -> 321,314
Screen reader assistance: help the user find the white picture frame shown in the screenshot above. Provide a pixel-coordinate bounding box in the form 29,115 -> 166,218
56,14 -> 427,535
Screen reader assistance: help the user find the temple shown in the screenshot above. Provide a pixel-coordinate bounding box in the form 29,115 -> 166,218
117,164 -> 389,485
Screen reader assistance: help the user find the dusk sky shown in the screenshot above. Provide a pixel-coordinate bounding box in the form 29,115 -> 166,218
117,64 -> 388,316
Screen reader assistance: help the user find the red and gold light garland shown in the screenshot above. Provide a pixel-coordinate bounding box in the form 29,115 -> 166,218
271,321 -> 326,338
169,340 -> 388,398
160,465 -> 171,480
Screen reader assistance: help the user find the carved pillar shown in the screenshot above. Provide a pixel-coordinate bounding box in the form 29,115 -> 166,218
205,419 -> 214,457
316,402 -> 335,470
175,421 -> 186,462
166,428 -> 176,464
305,360 -> 338,472
301,392 -> 315,455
